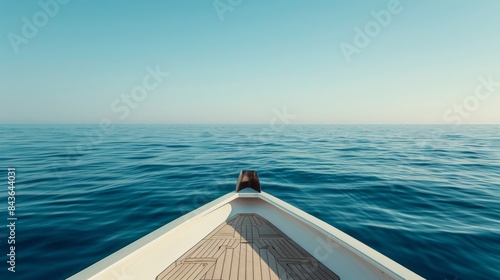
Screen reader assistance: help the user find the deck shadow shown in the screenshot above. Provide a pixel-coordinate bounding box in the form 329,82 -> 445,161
157,213 -> 340,280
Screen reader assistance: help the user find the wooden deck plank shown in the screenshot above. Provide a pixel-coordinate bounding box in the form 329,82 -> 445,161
229,245 -> 240,279
318,263 -> 341,280
245,243 -> 254,279
242,220 -> 251,241
252,215 -> 260,226
228,214 -> 243,227
211,241 -> 227,259
162,262 -> 191,280
156,263 -> 178,280
278,241 -> 297,259
184,264 -> 207,280
288,263 -> 315,279
312,264 -> 331,280
174,263 -> 196,280
282,240 -> 306,259
206,239 -> 225,258
205,239 -> 225,259
237,242 -> 246,280
197,240 -> 216,259
286,236 -> 317,260
267,239 -> 288,259
300,263 -> 323,280
228,238 -> 238,249
278,263 -> 291,280
253,242 -> 263,279
205,222 -> 228,239
264,246 -> 281,280
278,239 -> 301,259
189,240 -> 210,258
216,225 -> 236,237
196,263 -> 218,280
220,249 -> 236,279
191,240 -> 211,258
276,239 -> 295,258
259,247 -> 271,280
199,263 -> 216,280
157,214 -> 340,280
256,214 -> 270,226
208,254 -> 224,279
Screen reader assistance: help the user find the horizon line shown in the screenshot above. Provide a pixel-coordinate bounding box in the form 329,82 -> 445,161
1,123 -> 499,126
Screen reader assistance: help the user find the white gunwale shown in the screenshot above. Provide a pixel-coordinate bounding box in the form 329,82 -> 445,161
69,191 -> 425,280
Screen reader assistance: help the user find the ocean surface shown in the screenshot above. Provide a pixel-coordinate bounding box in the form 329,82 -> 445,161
0,125 -> 499,280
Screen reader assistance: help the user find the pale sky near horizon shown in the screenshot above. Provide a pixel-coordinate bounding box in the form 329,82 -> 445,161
1,0 -> 499,124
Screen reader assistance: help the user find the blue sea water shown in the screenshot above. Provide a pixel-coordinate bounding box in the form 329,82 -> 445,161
0,124 -> 499,280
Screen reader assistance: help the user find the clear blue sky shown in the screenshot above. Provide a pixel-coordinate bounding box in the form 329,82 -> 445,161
1,0 -> 499,124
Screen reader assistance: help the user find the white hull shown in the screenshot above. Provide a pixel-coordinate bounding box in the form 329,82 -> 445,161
70,172 -> 424,280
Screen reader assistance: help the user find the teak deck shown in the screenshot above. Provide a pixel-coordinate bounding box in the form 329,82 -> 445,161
157,214 -> 340,280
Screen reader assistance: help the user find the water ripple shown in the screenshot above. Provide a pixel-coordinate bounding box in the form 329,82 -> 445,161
0,125 -> 499,280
